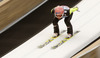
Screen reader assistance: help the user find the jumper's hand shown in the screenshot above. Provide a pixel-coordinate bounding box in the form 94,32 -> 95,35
74,6 -> 80,12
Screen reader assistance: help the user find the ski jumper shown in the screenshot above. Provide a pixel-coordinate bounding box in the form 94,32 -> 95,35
51,5 -> 78,36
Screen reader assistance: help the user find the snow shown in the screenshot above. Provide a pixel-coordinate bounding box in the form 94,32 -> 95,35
2,0 -> 100,58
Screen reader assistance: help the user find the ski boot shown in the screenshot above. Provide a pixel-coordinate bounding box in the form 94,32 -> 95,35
52,33 -> 59,38
65,34 -> 72,39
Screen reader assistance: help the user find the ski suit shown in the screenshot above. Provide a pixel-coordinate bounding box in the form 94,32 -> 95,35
51,5 -> 78,36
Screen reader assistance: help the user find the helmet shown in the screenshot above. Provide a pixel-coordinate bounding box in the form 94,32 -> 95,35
54,6 -> 64,19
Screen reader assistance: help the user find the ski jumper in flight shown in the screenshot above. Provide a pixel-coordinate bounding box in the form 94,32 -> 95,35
51,5 -> 78,38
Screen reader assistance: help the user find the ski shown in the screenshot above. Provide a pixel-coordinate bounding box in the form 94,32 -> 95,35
52,31 -> 80,49
38,30 -> 66,48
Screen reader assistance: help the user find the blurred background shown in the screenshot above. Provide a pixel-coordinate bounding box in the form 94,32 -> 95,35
0,0 -> 100,58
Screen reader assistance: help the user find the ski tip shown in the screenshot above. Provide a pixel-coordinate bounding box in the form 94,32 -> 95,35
62,30 -> 66,32
74,31 -> 80,34
61,30 -> 67,33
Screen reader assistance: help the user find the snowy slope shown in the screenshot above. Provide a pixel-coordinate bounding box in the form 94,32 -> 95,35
2,0 -> 100,58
